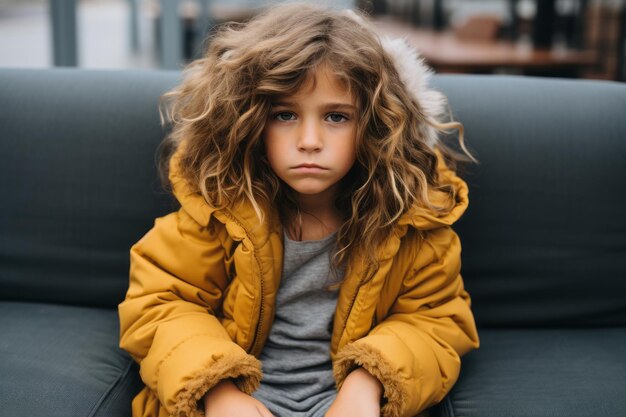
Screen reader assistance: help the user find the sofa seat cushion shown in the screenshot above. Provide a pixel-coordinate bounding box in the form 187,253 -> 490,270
0,301 -> 142,417
435,328 -> 626,417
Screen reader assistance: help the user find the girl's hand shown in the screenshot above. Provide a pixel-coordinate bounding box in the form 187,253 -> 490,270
325,367 -> 383,417
203,379 -> 275,417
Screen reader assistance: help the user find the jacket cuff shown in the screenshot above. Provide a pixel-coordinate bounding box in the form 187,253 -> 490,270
333,341 -> 408,417
174,351 -> 262,417
156,337 -> 262,417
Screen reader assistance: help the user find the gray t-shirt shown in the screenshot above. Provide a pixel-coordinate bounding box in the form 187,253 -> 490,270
252,230 -> 345,417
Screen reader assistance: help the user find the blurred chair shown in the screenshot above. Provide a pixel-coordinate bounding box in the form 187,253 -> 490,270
453,14 -> 504,42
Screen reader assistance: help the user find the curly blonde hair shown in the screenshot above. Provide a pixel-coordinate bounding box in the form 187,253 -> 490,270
158,3 -> 476,282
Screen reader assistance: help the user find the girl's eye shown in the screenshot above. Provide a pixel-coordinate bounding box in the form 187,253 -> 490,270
274,112 -> 295,122
327,113 -> 348,123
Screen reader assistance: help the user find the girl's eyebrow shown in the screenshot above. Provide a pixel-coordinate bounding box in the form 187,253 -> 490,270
321,103 -> 357,112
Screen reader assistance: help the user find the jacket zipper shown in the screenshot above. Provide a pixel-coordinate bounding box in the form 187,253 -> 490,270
250,259 -> 264,356
335,275 -> 364,351
222,210 -> 266,357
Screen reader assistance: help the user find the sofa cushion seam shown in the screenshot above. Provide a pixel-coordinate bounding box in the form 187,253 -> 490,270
444,395 -> 455,417
86,357 -> 134,417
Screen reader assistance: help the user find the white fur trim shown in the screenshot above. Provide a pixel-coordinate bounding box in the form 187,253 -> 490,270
345,10 -> 446,148
379,36 -> 446,147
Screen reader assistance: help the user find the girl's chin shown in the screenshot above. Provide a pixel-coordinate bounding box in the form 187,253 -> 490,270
291,185 -> 339,200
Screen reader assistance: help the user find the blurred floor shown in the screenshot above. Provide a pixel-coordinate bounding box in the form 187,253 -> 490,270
0,0 -> 158,69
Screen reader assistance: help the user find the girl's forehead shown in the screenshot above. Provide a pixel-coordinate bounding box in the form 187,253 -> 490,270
287,64 -> 353,99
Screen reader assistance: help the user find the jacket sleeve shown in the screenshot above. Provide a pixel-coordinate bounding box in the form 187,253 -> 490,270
333,226 -> 479,417
118,208 -> 262,417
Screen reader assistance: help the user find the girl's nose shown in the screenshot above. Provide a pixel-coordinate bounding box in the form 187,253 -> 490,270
297,119 -> 322,152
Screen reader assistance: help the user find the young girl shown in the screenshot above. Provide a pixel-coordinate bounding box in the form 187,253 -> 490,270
118,4 -> 479,417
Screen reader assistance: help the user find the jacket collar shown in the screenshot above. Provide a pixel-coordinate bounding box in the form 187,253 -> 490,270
168,142 -> 468,249
168,141 -> 277,247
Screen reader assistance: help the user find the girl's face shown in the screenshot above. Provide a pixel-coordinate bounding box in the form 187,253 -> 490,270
263,66 -> 357,204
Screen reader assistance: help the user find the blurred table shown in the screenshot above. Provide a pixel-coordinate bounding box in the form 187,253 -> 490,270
372,17 -> 598,76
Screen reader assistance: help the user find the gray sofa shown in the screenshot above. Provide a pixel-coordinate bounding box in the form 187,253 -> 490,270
1,68 -> 624,417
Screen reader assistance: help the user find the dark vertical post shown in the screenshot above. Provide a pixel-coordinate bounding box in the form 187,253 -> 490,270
533,0 -> 556,48
50,0 -> 78,66
410,0 -> 421,25
129,0 -> 139,53
508,0 -> 519,40
433,0 -> 445,31
160,0 -> 182,69
572,0 -> 589,49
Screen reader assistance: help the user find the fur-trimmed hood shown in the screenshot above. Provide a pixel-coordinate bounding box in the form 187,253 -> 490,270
345,10 -> 448,149
379,36 -> 447,148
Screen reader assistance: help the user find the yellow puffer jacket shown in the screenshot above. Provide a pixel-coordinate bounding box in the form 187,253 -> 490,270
118,144 -> 480,417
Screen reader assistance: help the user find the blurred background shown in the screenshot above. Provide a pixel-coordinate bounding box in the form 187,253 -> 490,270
0,0 -> 624,81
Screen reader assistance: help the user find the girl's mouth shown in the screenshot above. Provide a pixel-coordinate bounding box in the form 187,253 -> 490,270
293,163 -> 326,169
292,166 -> 327,173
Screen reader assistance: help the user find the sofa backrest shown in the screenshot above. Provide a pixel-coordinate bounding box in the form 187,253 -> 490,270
0,68 -> 179,308
1,69 -> 625,327
433,75 -> 626,328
